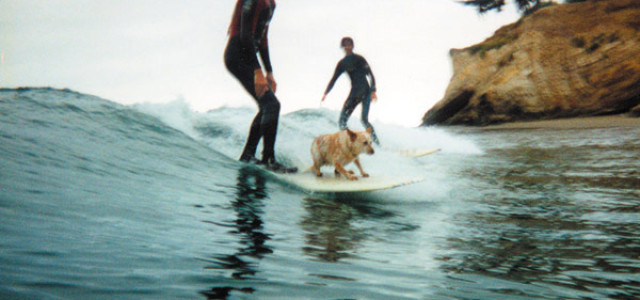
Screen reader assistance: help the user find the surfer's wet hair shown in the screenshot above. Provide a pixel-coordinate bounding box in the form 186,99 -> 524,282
341,37 -> 354,48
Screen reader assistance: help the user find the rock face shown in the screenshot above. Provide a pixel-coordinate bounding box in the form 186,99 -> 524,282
422,0 -> 640,126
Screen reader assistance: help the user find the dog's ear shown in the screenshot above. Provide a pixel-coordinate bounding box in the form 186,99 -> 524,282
366,127 -> 372,134
346,129 -> 357,142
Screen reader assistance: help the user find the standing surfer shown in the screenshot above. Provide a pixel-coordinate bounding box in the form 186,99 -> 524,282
224,0 -> 296,173
321,37 -> 380,145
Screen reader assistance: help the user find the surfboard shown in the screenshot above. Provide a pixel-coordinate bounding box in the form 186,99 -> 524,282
269,171 -> 424,193
398,148 -> 441,158
228,152 -> 425,193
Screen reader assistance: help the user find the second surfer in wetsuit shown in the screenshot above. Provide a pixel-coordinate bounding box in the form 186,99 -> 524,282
321,37 -> 380,145
224,0 -> 296,173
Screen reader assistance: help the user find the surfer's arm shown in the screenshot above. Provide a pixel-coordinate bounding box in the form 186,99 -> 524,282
258,25 -> 276,92
323,61 -> 344,99
258,25 -> 273,73
364,58 -> 376,93
363,58 -> 377,101
240,0 -> 260,71
239,0 -> 271,97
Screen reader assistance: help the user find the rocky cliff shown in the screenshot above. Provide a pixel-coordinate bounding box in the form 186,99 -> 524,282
422,0 -> 640,126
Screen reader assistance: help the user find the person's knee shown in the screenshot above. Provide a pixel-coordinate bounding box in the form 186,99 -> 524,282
339,114 -> 348,130
361,118 -> 372,128
259,92 -> 280,123
262,93 -> 280,114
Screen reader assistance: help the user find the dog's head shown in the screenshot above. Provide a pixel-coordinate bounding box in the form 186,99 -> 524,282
347,128 -> 375,155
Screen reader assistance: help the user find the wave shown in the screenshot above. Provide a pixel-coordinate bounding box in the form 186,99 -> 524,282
1,87 -> 482,200
134,96 -> 482,165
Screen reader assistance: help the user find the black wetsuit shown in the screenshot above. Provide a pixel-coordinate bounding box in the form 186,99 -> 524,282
225,0 -> 279,162
324,53 -> 379,143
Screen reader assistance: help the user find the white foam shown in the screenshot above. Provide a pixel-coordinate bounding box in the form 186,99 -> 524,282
134,102 -> 483,199
133,98 -> 202,139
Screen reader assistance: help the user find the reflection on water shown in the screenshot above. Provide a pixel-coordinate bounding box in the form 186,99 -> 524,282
443,194 -> 640,298
189,127 -> 639,299
201,166 -> 272,299
440,127 -> 640,299
300,196 -> 397,264
301,197 -> 365,263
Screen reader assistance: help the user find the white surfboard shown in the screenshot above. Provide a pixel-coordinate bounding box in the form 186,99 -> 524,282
272,172 -> 424,193
399,148 -> 441,158
227,152 -> 424,193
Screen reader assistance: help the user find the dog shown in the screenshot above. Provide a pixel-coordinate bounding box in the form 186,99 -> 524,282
310,128 -> 375,180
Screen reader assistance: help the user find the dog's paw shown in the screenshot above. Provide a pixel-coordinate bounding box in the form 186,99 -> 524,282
361,173 -> 370,178
347,170 -> 355,175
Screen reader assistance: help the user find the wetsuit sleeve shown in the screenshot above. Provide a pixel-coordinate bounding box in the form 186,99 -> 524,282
258,25 -> 273,72
364,58 -> 376,93
240,0 -> 261,70
324,60 -> 345,95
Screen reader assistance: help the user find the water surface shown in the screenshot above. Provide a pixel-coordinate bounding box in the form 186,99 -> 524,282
1,88 -> 638,299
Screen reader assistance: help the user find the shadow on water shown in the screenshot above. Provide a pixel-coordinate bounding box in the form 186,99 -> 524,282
201,166 -> 273,299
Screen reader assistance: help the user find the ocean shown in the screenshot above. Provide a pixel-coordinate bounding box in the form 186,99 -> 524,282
1,88 -> 638,299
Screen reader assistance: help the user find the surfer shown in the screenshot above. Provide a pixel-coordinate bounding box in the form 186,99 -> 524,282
321,37 -> 380,145
224,0 -> 296,173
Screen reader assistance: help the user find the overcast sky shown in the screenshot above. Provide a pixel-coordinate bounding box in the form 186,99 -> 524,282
0,0 -> 520,126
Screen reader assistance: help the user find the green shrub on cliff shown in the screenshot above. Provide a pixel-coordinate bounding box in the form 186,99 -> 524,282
460,0 -> 586,15
468,35 -> 519,56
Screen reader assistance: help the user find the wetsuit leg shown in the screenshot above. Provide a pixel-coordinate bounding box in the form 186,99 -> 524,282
242,112 -> 262,161
224,36 -> 280,161
360,93 -> 379,144
339,92 -> 360,130
257,90 -> 280,161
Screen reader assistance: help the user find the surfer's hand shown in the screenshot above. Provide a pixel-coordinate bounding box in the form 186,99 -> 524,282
266,72 -> 277,93
321,94 -> 326,102
254,70 -> 268,98
371,91 -> 378,102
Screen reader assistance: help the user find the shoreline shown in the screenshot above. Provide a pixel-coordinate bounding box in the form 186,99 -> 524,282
478,114 -> 640,130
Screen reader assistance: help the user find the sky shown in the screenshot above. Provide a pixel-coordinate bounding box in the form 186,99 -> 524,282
0,0 -> 520,127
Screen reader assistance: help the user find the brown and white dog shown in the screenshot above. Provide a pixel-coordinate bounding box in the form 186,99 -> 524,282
310,128 -> 375,180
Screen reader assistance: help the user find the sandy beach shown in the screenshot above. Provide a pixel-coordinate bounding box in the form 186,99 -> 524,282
479,114 -> 640,130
